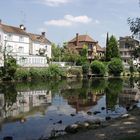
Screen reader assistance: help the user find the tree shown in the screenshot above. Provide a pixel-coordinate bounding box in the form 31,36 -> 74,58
106,35 -> 120,61
0,41 -> 17,81
51,43 -> 62,61
62,48 -> 80,64
108,58 -> 123,76
90,60 -> 106,76
127,17 -> 140,40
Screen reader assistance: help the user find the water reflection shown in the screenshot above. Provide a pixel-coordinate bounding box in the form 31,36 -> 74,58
0,78 -> 139,140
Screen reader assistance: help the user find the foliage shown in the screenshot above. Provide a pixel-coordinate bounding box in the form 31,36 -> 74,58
90,60 -> 106,76
46,64 -> 66,79
108,58 -> 123,76
82,62 -> 90,74
132,47 -> 140,58
51,43 -> 62,61
106,35 -> 120,61
0,56 -> 17,80
127,17 -> 140,39
15,68 -> 30,81
62,48 -> 80,64
67,67 -> 82,78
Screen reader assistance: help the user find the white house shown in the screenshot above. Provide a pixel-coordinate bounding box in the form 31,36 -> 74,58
0,21 -> 52,67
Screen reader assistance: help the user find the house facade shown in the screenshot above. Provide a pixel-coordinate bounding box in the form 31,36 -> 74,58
118,36 -> 140,68
67,33 -> 105,62
0,21 -> 52,67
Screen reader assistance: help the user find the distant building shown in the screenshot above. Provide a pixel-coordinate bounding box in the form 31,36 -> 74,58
0,21 -> 52,67
67,33 -> 105,62
118,36 -> 140,68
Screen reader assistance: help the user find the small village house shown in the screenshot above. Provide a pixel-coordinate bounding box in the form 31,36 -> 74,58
118,36 -> 140,68
67,33 -> 105,62
0,21 -> 52,67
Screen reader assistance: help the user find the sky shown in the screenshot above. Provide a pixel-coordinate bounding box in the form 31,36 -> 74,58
0,0 -> 140,47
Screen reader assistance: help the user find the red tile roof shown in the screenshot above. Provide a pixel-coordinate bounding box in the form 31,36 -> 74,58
0,24 -> 28,36
69,35 -> 97,43
28,33 -> 51,44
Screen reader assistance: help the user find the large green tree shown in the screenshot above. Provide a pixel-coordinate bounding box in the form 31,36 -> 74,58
106,35 -> 120,61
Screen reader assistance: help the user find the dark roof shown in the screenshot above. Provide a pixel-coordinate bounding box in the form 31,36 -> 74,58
0,24 -> 28,36
119,36 -> 139,43
28,33 -> 51,44
69,35 -> 97,43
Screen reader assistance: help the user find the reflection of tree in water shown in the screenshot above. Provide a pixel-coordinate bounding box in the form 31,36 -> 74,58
105,78 -> 123,110
0,83 -> 17,114
61,79 -> 107,113
90,78 -> 107,93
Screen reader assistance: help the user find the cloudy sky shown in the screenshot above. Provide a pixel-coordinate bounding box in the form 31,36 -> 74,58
0,0 -> 140,46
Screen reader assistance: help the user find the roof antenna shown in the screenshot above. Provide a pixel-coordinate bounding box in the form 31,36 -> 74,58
20,10 -> 26,25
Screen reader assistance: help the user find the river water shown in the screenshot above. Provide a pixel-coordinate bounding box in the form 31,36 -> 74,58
0,77 -> 140,140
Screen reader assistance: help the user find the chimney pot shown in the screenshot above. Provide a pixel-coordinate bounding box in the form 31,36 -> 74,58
41,32 -> 45,37
20,24 -> 25,30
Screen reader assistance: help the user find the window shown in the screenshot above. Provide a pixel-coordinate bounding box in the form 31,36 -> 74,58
7,45 -> 13,52
19,36 -> 24,42
88,44 -> 92,50
125,43 -> 130,49
7,34 -> 12,41
18,46 -> 24,53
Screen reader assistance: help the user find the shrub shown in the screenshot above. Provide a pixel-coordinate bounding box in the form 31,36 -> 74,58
108,58 -> 123,76
90,60 -> 106,76
67,67 -> 82,78
46,64 -> 66,79
29,68 -> 42,80
15,68 -> 30,81
82,62 -> 90,75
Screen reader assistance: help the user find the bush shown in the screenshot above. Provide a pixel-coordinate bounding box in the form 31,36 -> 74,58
108,58 -> 123,76
29,68 -> 42,80
67,67 -> 82,78
90,60 -> 106,76
82,63 -> 90,75
46,64 -> 66,79
15,68 -> 30,81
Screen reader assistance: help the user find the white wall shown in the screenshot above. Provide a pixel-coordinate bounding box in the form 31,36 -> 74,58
3,33 -> 30,55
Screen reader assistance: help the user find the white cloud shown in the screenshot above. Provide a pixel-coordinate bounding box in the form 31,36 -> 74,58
45,14 -> 93,26
64,15 -> 92,24
40,0 -> 71,7
45,19 -> 72,26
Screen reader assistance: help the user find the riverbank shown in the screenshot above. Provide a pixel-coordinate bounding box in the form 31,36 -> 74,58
53,107 -> 140,140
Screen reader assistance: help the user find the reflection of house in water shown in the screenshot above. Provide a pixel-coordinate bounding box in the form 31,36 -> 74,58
0,90 -> 52,119
64,90 -> 102,113
119,86 -> 140,108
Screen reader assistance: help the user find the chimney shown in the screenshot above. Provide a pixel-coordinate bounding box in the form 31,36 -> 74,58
41,32 -> 45,37
0,19 -> 2,24
76,33 -> 79,46
19,24 -> 25,30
